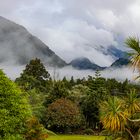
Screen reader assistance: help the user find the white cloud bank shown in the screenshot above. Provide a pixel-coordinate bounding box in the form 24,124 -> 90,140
0,64 -> 138,82
0,0 -> 140,67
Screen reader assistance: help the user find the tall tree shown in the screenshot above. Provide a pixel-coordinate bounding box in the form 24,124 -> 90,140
81,90 -> 100,129
16,58 -> 50,91
44,80 -> 69,106
100,97 -> 128,132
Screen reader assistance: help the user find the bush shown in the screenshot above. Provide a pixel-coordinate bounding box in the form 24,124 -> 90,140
46,98 -> 82,133
24,116 -> 48,140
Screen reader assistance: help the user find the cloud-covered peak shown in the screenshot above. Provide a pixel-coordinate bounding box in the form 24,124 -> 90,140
0,0 -> 140,66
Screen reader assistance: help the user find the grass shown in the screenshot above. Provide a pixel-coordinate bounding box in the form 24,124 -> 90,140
47,135 -> 106,140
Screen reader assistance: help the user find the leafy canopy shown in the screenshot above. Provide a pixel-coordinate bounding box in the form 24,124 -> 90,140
46,98 -> 82,129
16,58 -> 50,91
0,70 -> 31,138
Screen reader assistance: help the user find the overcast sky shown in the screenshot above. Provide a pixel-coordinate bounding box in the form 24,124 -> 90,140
0,0 -> 140,66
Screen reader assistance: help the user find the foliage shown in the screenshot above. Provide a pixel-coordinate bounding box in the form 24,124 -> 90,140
3,134 -> 24,140
125,36 -> 140,73
100,90 -> 140,140
86,75 -> 109,101
68,84 -> 90,105
100,97 -> 128,132
24,116 -> 48,140
27,89 -> 46,122
44,81 -> 69,106
125,89 -> 140,116
0,70 -> 31,138
70,76 -> 75,87
81,91 -> 100,129
46,98 -> 82,132
16,58 -> 50,91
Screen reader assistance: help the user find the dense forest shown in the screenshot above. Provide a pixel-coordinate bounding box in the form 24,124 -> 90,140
1,37 -> 140,140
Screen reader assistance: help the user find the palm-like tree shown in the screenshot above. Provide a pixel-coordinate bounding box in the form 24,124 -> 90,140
100,97 -> 128,132
100,90 -> 140,140
125,90 -> 140,140
125,89 -> 140,117
100,36 -> 140,139
125,36 -> 140,73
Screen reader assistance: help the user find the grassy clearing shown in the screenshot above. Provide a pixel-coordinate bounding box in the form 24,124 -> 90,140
47,135 -> 105,140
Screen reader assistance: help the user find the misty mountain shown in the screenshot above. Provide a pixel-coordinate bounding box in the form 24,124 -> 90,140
69,44 -> 129,70
96,45 -> 127,59
70,57 -> 130,70
0,16 -> 130,70
110,58 -> 130,68
70,57 -> 105,70
106,46 -> 127,58
0,16 -> 66,67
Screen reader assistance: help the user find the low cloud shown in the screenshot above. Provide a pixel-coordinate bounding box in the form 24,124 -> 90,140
48,66 -> 138,82
0,63 -> 24,80
42,19 -> 116,66
0,63 -> 138,82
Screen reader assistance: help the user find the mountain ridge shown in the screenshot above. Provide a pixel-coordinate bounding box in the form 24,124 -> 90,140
0,16 -> 66,67
0,16 -> 129,70
70,57 -> 130,70
69,57 -> 105,70
110,58 -> 130,68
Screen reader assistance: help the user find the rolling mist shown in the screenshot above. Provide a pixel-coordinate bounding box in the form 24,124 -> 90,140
0,17 -> 138,82
0,62 -> 138,82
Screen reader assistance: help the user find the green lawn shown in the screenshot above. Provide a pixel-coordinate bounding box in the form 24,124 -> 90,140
47,135 -> 106,140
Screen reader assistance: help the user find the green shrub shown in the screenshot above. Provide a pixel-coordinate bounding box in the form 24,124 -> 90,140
46,98 -> 82,133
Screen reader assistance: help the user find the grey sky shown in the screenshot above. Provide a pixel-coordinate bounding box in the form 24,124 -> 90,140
0,0 -> 140,66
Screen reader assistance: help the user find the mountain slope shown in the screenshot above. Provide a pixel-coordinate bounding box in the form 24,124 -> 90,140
110,58 -> 130,68
70,57 -> 130,70
70,57 -> 105,70
96,45 -> 127,59
106,46 -> 127,58
0,16 -> 66,67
